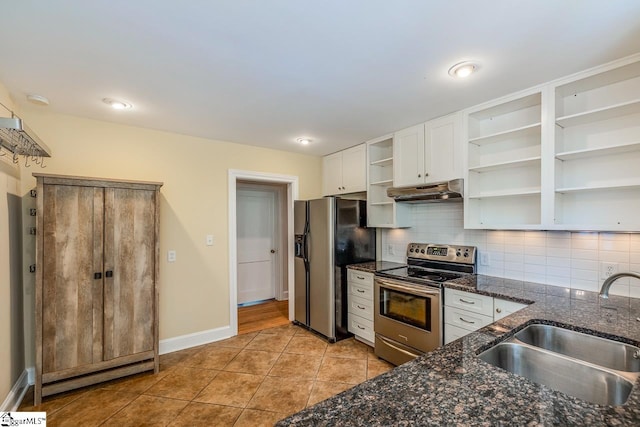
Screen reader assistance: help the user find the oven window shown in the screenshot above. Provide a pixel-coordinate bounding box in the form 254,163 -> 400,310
380,287 -> 431,331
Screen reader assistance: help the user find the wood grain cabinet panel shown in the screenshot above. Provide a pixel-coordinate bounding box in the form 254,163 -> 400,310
41,184 -> 104,374
34,174 -> 162,404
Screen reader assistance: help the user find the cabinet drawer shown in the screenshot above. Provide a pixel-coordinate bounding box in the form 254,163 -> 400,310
347,294 -> 373,320
444,324 -> 471,344
494,298 -> 528,321
445,288 -> 493,317
348,269 -> 374,287
349,281 -> 373,301
444,306 -> 493,332
348,313 -> 374,343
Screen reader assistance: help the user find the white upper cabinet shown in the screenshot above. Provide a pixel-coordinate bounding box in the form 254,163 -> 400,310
366,135 -> 410,228
322,143 -> 367,196
394,113 -> 462,187
465,91 -> 543,229
464,54 -> 640,231
393,124 -> 425,187
425,113 -> 463,182
552,59 -> 640,231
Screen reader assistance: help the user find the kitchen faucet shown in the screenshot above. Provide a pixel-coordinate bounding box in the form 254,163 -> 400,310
599,272 -> 640,298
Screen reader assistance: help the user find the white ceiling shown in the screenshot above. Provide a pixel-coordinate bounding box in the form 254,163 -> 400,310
1,1 -> 640,156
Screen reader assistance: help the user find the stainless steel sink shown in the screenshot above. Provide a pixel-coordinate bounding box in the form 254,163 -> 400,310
515,324 -> 640,372
478,324 -> 640,406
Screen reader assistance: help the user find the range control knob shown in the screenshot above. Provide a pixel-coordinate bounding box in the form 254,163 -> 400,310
409,248 -> 414,253
463,252 -> 469,257
420,249 -> 426,254
456,251 -> 461,257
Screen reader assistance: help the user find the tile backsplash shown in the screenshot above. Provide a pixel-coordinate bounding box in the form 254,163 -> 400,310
380,203 -> 640,297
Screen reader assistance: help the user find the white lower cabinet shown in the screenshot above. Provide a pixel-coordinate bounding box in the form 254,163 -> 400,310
444,324 -> 472,345
494,298 -> 528,321
444,306 -> 493,332
444,288 -> 527,344
347,269 -> 375,345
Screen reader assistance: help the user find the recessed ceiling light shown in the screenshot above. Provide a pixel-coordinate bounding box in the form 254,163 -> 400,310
26,94 -> 50,106
448,61 -> 478,78
296,137 -> 312,145
102,98 -> 132,110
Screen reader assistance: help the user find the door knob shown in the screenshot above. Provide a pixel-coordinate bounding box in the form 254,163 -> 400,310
270,249 -> 276,253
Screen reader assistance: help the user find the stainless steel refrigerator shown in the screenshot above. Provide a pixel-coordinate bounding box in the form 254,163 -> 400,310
294,197 -> 376,342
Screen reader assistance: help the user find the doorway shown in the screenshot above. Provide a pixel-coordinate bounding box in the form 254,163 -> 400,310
236,183 -> 281,305
227,170 -> 299,336
236,181 -> 289,333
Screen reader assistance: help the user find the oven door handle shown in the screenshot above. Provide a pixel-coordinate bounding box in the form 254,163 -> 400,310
377,335 -> 422,359
375,278 -> 440,297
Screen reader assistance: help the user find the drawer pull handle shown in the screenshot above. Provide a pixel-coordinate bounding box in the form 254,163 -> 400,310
459,298 -> 475,305
459,317 -> 475,324
356,275 -> 365,280
356,289 -> 365,293
357,305 -> 365,310
357,325 -> 365,330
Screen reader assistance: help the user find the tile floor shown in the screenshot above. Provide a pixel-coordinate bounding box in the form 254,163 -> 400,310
20,323 -> 393,426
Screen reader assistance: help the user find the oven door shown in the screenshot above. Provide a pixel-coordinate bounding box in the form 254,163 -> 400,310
374,278 -> 442,354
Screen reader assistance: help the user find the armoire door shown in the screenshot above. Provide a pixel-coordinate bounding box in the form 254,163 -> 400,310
102,188 -> 156,360
42,184 -> 104,373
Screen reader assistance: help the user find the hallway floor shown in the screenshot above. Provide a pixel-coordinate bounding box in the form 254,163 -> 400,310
237,299 -> 289,334
20,324 -> 393,426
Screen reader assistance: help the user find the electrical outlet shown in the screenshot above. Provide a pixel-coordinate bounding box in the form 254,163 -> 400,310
601,262 -> 619,280
167,250 -> 177,262
480,253 -> 490,266
387,244 -> 395,255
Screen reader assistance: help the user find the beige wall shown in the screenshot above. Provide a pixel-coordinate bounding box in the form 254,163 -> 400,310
17,106 -> 322,370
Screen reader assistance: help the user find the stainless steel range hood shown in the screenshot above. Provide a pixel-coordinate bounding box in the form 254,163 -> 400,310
387,179 -> 463,203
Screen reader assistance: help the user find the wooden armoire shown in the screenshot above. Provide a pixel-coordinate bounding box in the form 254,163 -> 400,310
33,174 -> 162,404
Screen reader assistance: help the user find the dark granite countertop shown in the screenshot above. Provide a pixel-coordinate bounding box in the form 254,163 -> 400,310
346,261 -> 405,273
277,274 -> 640,426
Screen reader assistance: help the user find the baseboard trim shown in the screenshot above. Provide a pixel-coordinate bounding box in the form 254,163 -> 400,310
159,325 -> 234,354
1,369 -> 30,411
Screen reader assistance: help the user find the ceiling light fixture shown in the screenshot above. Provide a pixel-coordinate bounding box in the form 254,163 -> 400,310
26,94 -> 50,106
102,98 -> 132,110
448,61 -> 477,78
296,137 -> 312,145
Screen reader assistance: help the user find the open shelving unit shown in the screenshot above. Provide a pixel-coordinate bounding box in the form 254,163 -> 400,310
366,136 -> 410,228
465,92 -> 542,228
463,56 -> 640,231
553,60 -> 640,230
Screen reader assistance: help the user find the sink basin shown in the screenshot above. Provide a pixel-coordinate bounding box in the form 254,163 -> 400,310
478,324 -> 640,406
515,324 -> 640,372
479,342 -> 635,406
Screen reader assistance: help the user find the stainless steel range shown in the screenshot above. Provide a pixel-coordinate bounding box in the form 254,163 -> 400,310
374,243 -> 477,366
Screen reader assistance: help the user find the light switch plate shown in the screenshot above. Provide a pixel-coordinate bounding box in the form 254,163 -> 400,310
167,250 -> 177,262
206,235 -> 214,246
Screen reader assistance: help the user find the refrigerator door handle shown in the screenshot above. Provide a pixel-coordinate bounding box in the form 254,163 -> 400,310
304,231 -> 310,262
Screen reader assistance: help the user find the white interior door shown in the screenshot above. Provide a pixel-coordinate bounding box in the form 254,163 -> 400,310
237,188 -> 277,304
